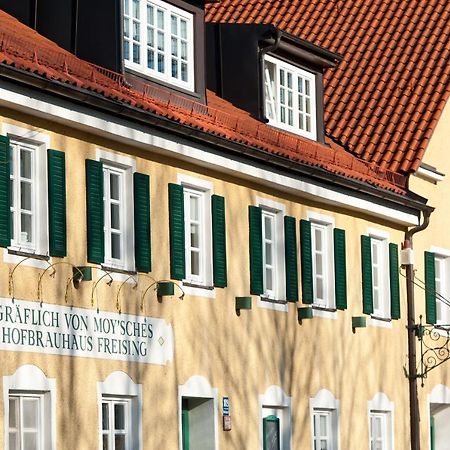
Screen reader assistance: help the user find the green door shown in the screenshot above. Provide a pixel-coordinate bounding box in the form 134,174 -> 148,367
263,415 -> 280,450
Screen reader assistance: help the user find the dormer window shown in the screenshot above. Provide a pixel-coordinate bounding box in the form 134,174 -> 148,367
123,0 -> 195,91
264,55 -> 317,140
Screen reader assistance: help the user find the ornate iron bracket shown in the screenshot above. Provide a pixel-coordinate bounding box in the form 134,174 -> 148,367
416,315 -> 450,386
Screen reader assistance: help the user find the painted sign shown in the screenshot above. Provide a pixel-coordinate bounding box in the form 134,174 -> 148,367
0,297 -> 173,365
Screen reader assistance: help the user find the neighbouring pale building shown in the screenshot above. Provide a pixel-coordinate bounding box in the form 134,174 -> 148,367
0,1 -> 447,450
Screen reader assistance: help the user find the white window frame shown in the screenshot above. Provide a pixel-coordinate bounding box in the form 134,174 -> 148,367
101,397 -> 131,450
309,389 -> 340,450
431,246 -> 450,325
308,212 -> 335,311
2,124 -> 49,260
367,393 -> 394,450
123,0 -> 195,91
178,174 -> 214,297
97,149 -> 135,272
257,197 -> 286,311
264,54 -> 317,140
3,365 -> 56,450
367,228 -> 391,321
259,385 -> 292,450
178,375 -> 219,450
97,371 -> 143,450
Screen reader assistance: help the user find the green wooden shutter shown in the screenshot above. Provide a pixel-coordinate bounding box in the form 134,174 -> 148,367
47,150 -> 67,257
169,183 -> 185,280
85,159 -> 104,264
300,219 -> 313,304
182,399 -> 190,450
389,243 -> 401,319
0,135 -> 10,247
134,172 -> 151,272
284,216 -> 298,302
425,251 -> 436,325
263,415 -> 280,450
361,235 -> 373,314
334,228 -> 347,310
212,194 -> 227,287
249,205 -> 263,295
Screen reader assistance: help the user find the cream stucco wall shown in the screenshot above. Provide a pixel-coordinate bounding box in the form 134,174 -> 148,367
0,102 -> 420,450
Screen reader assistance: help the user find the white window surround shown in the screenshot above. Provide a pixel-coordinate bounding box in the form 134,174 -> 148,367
264,54 -> 317,140
309,389 -> 340,450
428,384 -> 450,450
256,197 -> 287,312
431,246 -> 450,325
3,364 -> 56,450
123,0 -> 195,91
366,228 -> 392,327
97,371 -> 143,450
177,174 -> 215,299
259,385 -> 292,450
178,375 -> 219,450
307,212 -> 336,318
367,393 -> 394,450
96,149 -> 135,273
2,123 -> 50,267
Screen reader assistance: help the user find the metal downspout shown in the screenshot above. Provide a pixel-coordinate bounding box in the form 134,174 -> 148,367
404,209 -> 432,450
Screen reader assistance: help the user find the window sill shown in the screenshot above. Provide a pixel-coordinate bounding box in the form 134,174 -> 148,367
368,316 -> 393,329
4,248 -> 50,269
101,265 -> 137,276
312,305 -> 337,320
257,296 -> 288,313
96,266 -> 137,284
182,282 -> 215,299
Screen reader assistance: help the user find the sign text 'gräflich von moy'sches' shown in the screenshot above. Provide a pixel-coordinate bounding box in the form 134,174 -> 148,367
0,298 -> 173,365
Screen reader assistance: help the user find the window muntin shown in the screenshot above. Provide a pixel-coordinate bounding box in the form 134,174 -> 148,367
102,398 -> 130,450
369,412 -> 388,450
313,411 -> 332,450
123,0 -> 194,91
10,141 -> 37,250
103,165 -> 125,267
8,394 -> 42,450
264,55 -> 317,140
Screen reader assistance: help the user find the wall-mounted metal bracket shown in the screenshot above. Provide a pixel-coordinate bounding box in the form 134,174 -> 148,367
90,270 -> 113,311
9,256 -> 51,300
115,275 -> 138,313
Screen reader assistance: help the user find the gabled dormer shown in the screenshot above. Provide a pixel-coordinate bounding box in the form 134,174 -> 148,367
205,24 -> 341,143
0,0 -> 210,102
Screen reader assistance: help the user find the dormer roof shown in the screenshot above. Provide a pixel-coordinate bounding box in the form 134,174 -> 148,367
206,0 -> 450,175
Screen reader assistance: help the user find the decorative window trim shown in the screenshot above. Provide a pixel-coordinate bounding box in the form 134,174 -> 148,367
178,375 -> 219,450
96,149 -> 135,272
97,371 -> 143,450
264,54 -> 317,140
367,228 -> 392,325
256,197 -> 287,312
259,385 -> 292,450
307,212 -> 335,314
309,389 -> 340,450
3,364 -> 56,450
177,174 -> 215,298
2,123 -> 50,265
367,393 -> 394,450
123,0 -> 195,91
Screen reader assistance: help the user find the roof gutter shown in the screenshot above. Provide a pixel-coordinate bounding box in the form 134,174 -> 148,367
0,63 -> 433,218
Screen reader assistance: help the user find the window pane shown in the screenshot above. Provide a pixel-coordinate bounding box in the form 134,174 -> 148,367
112,233 -> 121,260
132,0 -> 139,18
21,182 -> 32,211
315,253 -> 323,276
180,20 -> 187,39
20,149 -> 32,179
191,250 -> 199,275
124,41 -> 130,60
264,215 -> 272,237
110,174 -> 120,200
133,21 -> 140,41
111,204 -> 120,230
114,404 -> 125,430
171,15 -> 177,35
9,433 -> 17,450
147,4 -> 153,24
124,0 -> 129,14
103,434 -> 109,450
23,433 -> 37,450
316,278 -> 324,300
9,398 -> 17,428
133,44 -> 140,64
147,49 -> 155,69
181,41 -> 187,60
265,268 -> 273,291
157,9 -> 164,28
158,53 -> 165,73
181,62 -> 188,82
102,403 -> 109,430
157,31 -> 164,51
115,434 -> 126,450
265,243 -> 272,265
305,79 -> 311,96
190,223 -> 199,248
172,59 -> 178,78
320,415 -> 327,435
21,214 -> 32,242
23,398 -> 39,428
189,196 -> 199,221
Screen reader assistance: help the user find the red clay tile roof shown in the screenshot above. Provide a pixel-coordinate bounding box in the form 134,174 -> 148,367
0,9 -> 406,193
206,0 -> 450,174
